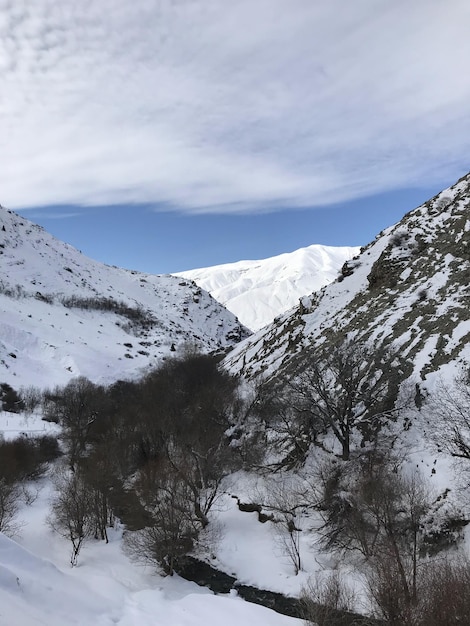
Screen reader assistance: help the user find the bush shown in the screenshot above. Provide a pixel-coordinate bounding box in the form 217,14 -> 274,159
60,296 -> 156,332
0,435 -> 61,483
300,572 -> 357,626
367,556 -> 470,626
19,386 -> 43,413
0,383 -> 25,413
126,470 -> 198,575
0,479 -> 20,535
419,558 -> 470,625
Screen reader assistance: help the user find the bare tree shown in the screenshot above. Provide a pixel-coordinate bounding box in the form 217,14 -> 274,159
274,340 -> 400,463
367,555 -> 470,626
317,447 -> 432,573
258,475 -> 307,575
49,468 -> 94,566
128,469 -> 198,575
78,446 -> 117,543
19,385 -> 43,414
301,571 -> 357,626
0,479 -> 20,536
428,369 -> 470,462
366,470 -> 431,610
44,377 -> 106,469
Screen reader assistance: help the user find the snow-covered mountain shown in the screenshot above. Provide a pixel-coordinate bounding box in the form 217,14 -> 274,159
175,245 -> 359,331
2,174 -> 470,626
224,172 -> 470,389
0,206 -> 248,390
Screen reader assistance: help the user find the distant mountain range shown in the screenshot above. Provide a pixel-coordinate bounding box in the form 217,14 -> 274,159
1,171 -> 469,396
175,244 -> 359,331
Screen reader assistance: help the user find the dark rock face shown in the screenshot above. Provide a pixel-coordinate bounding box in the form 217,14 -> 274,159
237,500 -> 274,523
237,501 -> 262,514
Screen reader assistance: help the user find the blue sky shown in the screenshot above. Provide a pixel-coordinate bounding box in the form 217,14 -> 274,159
17,183 -> 454,274
2,1 -> 470,273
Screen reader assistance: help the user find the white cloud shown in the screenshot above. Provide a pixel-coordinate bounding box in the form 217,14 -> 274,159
1,0 -> 469,213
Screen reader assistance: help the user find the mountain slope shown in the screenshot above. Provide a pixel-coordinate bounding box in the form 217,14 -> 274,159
0,206 -> 248,389
175,244 -> 359,331
223,173 -> 470,387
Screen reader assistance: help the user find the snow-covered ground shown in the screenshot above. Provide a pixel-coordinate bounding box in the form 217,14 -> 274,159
0,477 -> 303,626
0,409 -> 59,441
0,415 -> 323,626
175,244 -> 359,331
1,177 -> 469,625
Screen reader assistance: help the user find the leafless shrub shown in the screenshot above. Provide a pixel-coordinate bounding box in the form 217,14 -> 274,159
49,468 -> 95,566
301,571 -> 357,626
367,556 -> 470,626
60,296 -> 156,332
0,479 -> 21,536
0,283 -> 26,299
19,385 -> 43,413
418,557 -> 470,625
125,472 -> 198,575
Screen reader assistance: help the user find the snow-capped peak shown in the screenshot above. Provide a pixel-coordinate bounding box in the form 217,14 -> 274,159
175,244 -> 360,331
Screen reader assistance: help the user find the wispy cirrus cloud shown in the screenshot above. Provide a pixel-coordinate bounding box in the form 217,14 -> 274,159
1,0 -> 469,213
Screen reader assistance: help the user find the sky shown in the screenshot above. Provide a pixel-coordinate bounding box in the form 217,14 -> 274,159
1,0 -> 469,274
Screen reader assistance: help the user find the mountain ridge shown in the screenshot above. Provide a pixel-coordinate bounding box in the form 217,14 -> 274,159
223,172 -> 470,389
175,244 -> 360,331
0,205 -> 248,389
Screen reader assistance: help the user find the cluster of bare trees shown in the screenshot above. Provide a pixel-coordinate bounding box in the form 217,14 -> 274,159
256,340 -> 402,468
4,334 -> 470,624
0,434 -> 60,535
253,340 -> 470,625
314,450 -> 443,624
259,439 -> 467,625
301,555 -> 470,626
44,353 -> 251,570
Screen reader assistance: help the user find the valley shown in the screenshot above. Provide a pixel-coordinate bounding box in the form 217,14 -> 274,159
1,173 -> 470,625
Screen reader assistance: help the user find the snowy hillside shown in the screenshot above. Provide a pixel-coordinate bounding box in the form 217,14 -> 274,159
2,175 -> 470,626
0,499 -> 300,626
0,206 -> 248,390
224,172 -> 470,388
175,244 -> 359,331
